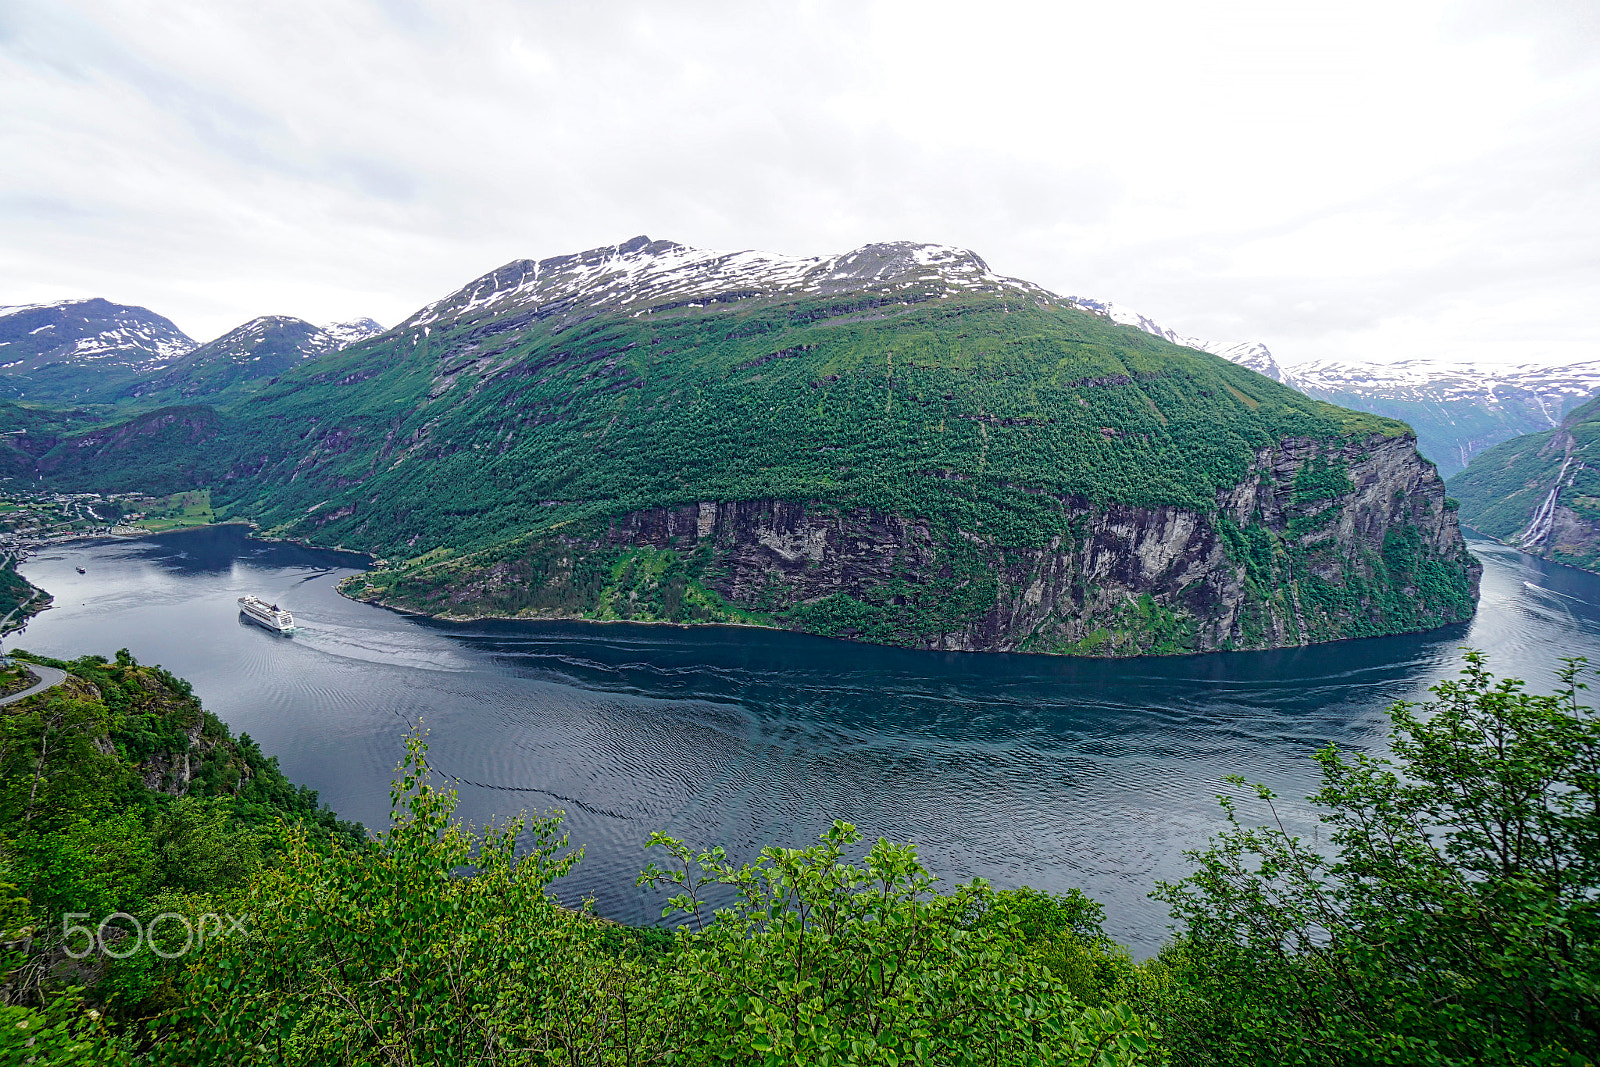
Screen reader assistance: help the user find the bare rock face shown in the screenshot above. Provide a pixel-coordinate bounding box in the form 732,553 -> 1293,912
365,432 -> 1478,657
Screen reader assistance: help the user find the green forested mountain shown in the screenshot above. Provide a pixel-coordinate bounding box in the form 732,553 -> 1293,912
20,238 -> 1478,654
1449,393 -> 1600,572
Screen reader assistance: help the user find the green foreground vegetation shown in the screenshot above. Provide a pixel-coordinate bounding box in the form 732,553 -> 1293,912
2,650 -> 1595,1064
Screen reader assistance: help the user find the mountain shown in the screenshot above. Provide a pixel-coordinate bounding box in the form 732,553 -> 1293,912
28,236 -> 1478,656
321,317 -> 386,348
1448,395 -> 1600,573
0,298 -> 196,403
128,314 -> 387,403
0,300 -> 386,408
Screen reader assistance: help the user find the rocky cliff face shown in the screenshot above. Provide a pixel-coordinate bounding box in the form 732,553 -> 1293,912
65,668 -> 249,795
358,431 -> 1477,656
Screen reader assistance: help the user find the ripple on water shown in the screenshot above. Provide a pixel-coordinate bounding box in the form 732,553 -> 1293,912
12,528 -> 1600,954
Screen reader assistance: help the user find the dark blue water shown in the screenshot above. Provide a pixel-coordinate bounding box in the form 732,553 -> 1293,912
13,527 -> 1599,953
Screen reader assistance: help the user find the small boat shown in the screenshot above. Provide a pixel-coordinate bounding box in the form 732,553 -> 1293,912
76,567 -> 85,574
238,594 -> 295,634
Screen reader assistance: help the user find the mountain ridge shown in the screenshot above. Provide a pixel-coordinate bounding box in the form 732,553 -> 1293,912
128,314 -> 386,403
403,236 -> 1067,336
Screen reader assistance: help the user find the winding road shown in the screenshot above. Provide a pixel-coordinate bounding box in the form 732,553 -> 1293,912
0,664 -> 67,707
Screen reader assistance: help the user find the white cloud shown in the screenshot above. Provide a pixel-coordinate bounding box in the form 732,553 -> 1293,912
0,0 -> 1595,367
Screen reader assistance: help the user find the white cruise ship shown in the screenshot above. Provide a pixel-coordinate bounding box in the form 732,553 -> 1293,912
238,595 -> 295,634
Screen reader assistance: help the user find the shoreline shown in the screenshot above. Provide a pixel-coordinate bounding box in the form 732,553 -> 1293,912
333,575 -> 787,634
0,586 -> 52,636
328,576 -> 1483,663
24,521 -> 1495,661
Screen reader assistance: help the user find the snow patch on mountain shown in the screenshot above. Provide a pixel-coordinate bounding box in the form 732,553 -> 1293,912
321,318 -> 385,348
1286,358 -> 1600,411
0,298 -> 196,383
406,236 -> 1062,332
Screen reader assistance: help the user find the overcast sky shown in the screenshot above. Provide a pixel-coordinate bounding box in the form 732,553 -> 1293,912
2,0 -> 1597,367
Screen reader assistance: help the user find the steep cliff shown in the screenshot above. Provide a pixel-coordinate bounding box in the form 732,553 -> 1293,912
1450,394 -> 1600,574
350,430 -> 1476,656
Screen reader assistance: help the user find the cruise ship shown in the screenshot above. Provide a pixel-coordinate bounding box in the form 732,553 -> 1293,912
238,595 -> 295,634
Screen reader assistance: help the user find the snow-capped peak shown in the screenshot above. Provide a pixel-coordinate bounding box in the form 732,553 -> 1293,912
321,317 -> 385,348
404,236 -> 1061,332
0,297 -> 196,369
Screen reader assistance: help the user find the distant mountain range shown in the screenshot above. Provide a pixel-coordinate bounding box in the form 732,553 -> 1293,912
0,299 -> 382,406
1090,304 -> 1600,477
1277,359 -> 1600,477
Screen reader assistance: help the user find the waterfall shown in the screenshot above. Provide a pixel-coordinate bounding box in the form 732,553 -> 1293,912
1517,455 -> 1575,549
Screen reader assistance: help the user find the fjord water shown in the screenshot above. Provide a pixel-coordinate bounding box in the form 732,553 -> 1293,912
15,526 -> 1598,953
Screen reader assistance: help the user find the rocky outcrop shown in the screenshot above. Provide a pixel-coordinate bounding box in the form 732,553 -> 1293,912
359,432 -> 1478,656
18,663 -> 256,796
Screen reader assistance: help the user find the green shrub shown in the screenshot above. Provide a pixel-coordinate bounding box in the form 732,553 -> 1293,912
1151,653 -> 1600,1065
